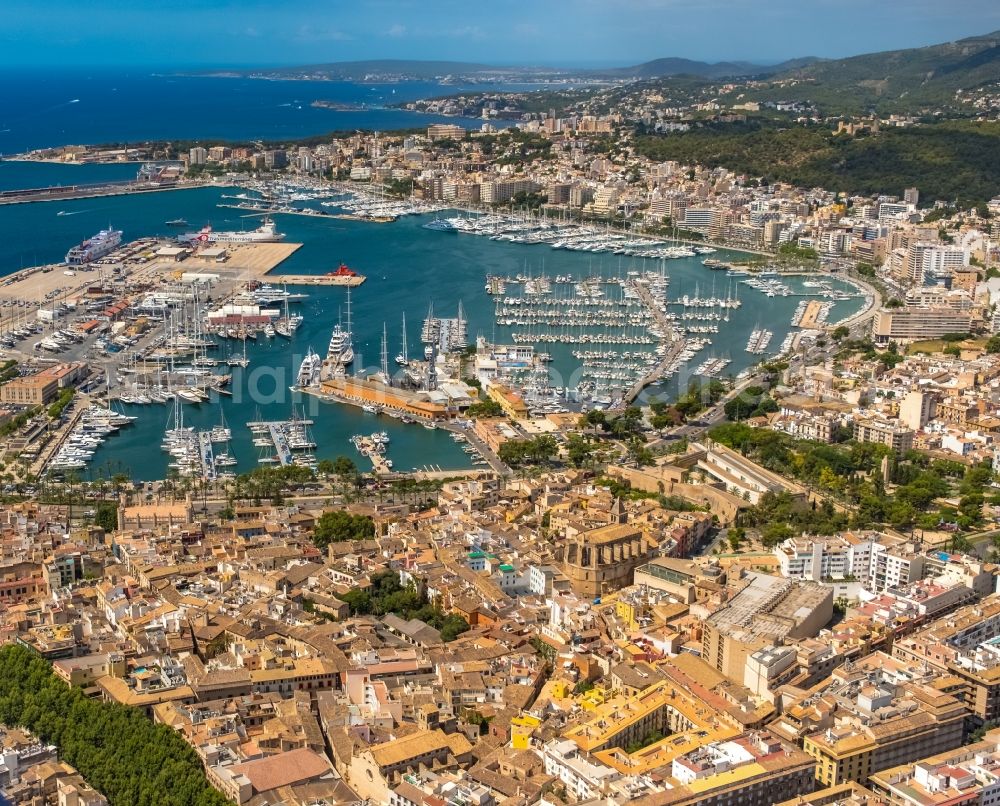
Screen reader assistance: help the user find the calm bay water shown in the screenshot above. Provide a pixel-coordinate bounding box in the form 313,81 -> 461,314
0,161 -> 143,191
0,70 -> 510,155
0,169 -> 864,481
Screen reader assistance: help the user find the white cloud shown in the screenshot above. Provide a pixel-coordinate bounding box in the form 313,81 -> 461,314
384,23 -> 407,37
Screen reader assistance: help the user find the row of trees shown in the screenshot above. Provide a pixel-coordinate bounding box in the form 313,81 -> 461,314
47,388 -> 75,419
465,398 -> 505,418
498,435 -> 558,467
0,644 -> 228,806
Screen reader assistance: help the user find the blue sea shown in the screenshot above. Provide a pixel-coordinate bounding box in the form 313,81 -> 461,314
0,69 -> 509,154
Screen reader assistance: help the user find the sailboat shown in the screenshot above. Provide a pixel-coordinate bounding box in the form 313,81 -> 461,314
275,286 -> 302,338
227,334 -> 249,368
395,312 -> 408,366
375,322 -> 390,386
210,409 -> 231,443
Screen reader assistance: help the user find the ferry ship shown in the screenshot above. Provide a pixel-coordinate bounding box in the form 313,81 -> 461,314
65,227 -> 122,265
296,347 -> 322,387
179,217 -> 285,245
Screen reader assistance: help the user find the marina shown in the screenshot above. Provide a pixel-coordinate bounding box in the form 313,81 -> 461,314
0,172 -> 871,480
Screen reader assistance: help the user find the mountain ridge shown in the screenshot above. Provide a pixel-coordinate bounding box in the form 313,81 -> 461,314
216,29 -> 1000,105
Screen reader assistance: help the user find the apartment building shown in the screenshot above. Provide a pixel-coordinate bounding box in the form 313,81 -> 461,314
869,739 -> 1000,806
853,418 -> 915,455
873,307 -> 973,344
892,597 -> 1000,727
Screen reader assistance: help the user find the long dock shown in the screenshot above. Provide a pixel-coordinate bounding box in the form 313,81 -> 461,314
796,300 -> 825,329
267,424 -> 293,466
618,280 -> 686,407
198,432 -> 217,481
247,419 -> 313,467
268,274 -> 366,287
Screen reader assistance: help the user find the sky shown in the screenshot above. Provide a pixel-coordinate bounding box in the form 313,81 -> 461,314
3,0 -> 1000,68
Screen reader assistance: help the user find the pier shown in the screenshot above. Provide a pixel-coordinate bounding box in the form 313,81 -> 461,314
198,432 -> 217,481
267,424 -> 293,466
33,405 -> 87,476
351,434 -> 392,474
247,419 -> 315,468
617,280 -> 686,408
268,274 -> 366,287
217,203 -> 394,224
795,300 -> 826,329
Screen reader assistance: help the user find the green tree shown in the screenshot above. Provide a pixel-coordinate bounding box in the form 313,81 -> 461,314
94,501 -> 118,533
312,510 -> 375,550
466,398 -> 505,418
565,434 -> 594,468
0,643 -> 231,806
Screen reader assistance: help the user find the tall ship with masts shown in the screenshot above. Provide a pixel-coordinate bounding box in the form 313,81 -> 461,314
395,312 -> 409,366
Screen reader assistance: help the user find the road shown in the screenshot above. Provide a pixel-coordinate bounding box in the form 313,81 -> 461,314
438,421 -> 511,476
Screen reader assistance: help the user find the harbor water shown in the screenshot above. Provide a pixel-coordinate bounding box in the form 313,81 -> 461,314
0,172 -> 865,480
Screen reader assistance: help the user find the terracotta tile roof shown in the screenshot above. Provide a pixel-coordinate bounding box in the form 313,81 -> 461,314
231,747 -> 331,793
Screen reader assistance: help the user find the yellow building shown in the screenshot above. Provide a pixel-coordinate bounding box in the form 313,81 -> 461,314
615,598 -> 640,631
486,383 -> 529,419
773,781 -> 882,806
565,678 -> 737,758
801,685 -> 965,787
510,714 -> 541,750
0,374 -> 59,405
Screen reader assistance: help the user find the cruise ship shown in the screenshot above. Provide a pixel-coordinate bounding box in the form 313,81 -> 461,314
179,217 -> 285,245
296,347 -> 322,387
65,227 -> 122,265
